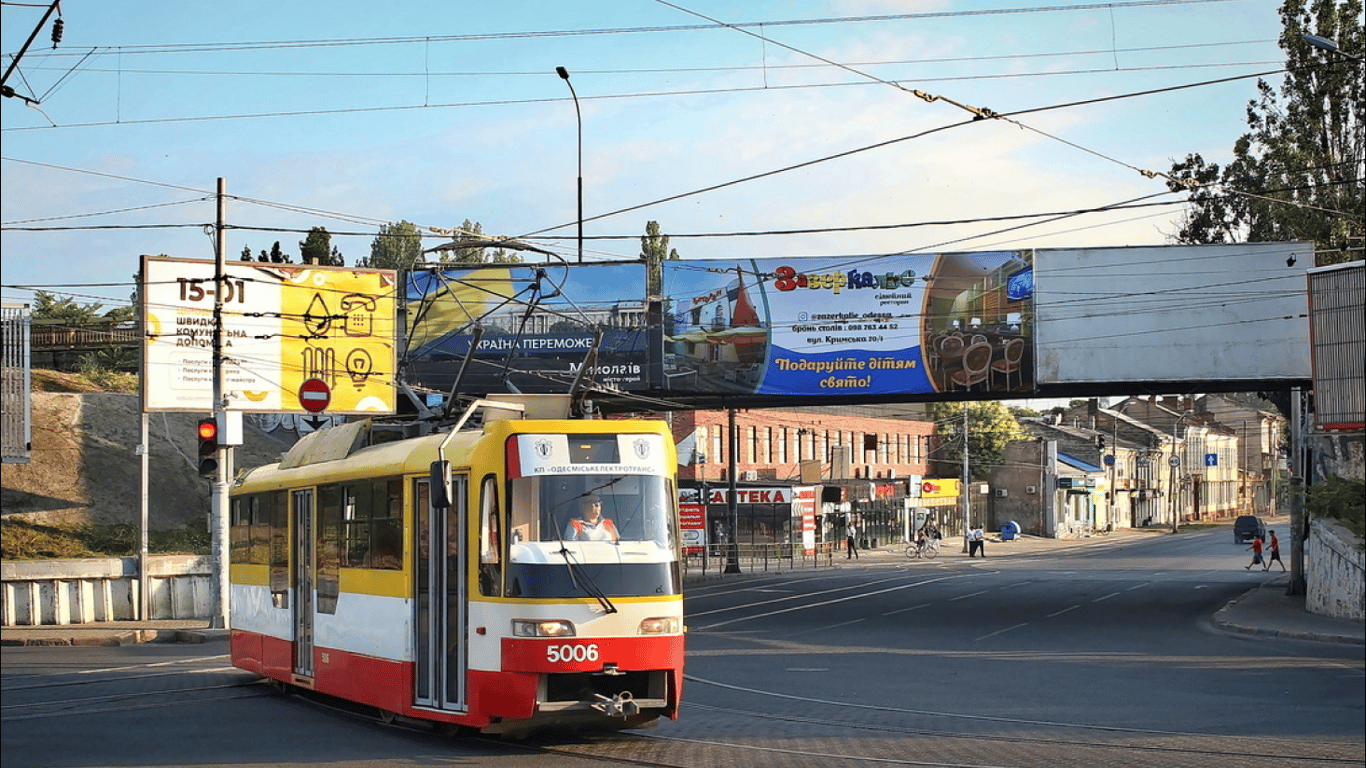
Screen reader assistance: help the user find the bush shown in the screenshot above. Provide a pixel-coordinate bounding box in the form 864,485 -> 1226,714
1304,475 -> 1365,540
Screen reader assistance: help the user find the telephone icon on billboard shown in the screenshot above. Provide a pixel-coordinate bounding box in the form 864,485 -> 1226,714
340,294 -> 376,337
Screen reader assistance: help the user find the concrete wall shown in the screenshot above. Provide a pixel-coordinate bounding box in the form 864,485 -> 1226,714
1,555 -> 213,626
1306,518 -> 1365,624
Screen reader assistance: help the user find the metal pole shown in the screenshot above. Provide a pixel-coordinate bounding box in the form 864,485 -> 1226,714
725,407 -> 741,573
961,402 -> 970,553
137,261 -> 150,621
555,67 -> 583,263
210,178 -> 230,629
1287,387 -> 1306,595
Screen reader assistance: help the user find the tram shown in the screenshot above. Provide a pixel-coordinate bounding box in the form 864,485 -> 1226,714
227,398 -> 684,734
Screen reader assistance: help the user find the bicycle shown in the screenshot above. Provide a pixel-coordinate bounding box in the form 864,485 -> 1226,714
904,539 -> 940,559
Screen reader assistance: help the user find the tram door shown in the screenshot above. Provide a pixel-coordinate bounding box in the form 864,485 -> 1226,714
292,489 -> 315,679
415,475 -> 467,711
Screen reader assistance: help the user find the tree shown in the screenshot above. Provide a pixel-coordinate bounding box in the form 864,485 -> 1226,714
640,220 -> 680,297
32,290 -> 104,324
929,400 -> 1027,480
359,220 -> 423,270
299,227 -> 344,266
1166,0 -> 1363,266
430,220 -> 521,264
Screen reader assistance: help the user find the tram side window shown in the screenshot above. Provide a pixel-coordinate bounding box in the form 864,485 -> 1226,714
229,494 -> 274,565
479,475 -> 501,596
341,479 -> 403,571
269,491 -> 289,608
317,484 -> 342,615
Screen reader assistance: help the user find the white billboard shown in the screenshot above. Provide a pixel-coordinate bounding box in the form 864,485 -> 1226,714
1033,243 -> 1313,385
141,257 -> 398,414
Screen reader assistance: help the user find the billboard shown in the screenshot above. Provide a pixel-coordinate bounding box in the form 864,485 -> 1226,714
404,263 -> 650,396
659,252 -> 1035,396
1032,243 -> 1312,385
1307,260 -> 1365,430
142,257 -> 398,413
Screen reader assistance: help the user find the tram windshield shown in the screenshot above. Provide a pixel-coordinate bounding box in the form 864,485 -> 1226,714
500,472 -> 680,598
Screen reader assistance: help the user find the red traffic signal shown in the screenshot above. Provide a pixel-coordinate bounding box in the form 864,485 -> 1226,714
197,418 -> 219,478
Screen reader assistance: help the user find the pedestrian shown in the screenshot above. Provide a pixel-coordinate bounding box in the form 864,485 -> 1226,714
968,525 -> 985,557
1265,529 -> 1286,571
845,521 -> 859,559
1244,534 -> 1264,570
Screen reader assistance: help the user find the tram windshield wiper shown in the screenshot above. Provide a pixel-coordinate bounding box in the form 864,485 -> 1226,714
555,544 -> 617,614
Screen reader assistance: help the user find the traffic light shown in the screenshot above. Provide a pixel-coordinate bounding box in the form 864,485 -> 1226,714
197,418 -> 219,478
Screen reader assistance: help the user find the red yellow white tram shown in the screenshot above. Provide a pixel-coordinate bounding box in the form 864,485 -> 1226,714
228,403 -> 684,734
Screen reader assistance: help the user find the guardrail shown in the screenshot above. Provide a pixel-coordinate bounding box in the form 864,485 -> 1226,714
4,541 -> 843,626
1,556 -> 213,626
682,541 -> 837,579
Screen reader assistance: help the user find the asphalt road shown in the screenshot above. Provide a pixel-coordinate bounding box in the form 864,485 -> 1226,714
3,526 -> 1362,768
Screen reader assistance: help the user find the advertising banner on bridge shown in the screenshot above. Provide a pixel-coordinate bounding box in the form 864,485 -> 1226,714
404,263 -> 651,396
659,252 -> 1035,397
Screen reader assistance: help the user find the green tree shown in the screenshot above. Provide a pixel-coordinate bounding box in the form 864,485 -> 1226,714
431,220 -> 521,264
1166,0 -> 1363,266
299,227 -> 344,266
929,401 -> 1027,480
32,290 -> 103,324
360,220 -> 423,270
640,220 -> 680,297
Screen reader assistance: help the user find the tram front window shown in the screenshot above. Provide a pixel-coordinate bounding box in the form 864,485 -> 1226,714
504,473 -> 679,598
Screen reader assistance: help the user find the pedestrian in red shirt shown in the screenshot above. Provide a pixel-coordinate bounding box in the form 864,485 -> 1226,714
1265,530 -> 1286,571
1245,535 -> 1264,570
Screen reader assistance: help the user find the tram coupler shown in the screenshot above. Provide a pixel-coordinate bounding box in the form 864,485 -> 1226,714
592,691 -> 639,717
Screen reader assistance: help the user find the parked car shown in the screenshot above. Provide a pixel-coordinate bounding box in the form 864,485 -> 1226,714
1233,515 -> 1266,544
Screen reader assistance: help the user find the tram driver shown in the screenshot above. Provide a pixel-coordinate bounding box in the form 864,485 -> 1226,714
564,495 -> 619,542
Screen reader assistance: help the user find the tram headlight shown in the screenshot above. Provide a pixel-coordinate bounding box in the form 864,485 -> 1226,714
512,619 -> 576,638
637,616 -> 681,635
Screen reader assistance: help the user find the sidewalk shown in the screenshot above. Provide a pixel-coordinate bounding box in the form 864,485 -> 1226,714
4,530 -> 1361,647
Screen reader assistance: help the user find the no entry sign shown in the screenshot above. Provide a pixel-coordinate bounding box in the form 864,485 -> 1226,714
299,378 -> 332,413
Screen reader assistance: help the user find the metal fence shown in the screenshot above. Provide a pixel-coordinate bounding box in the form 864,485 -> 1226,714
682,541 -> 838,579
2,304 -> 32,463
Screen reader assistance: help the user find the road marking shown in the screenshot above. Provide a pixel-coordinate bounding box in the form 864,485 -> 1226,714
1046,604 -> 1080,617
1092,592 -> 1121,602
948,590 -> 988,602
791,618 -> 865,637
882,602 -> 932,616
975,622 -> 1028,641
1125,582 -> 1150,591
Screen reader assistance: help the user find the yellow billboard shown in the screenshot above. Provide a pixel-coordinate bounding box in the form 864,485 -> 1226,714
142,256 -> 397,414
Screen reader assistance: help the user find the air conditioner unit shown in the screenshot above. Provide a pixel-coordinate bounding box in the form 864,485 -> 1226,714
994,488 -> 1008,497
743,470 -> 759,481
1025,485 -> 1038,494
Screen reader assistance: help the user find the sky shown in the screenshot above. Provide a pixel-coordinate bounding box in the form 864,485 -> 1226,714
1,0 -> 1293,313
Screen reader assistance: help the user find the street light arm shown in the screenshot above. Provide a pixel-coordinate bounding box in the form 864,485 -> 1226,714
556,67 -> 584,263
1302,33 -> 1363,61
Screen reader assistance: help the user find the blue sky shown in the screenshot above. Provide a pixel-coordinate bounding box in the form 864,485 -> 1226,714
2,0 -> 1290,311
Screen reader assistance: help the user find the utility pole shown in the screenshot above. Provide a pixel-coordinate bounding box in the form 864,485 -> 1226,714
725,407 -> 741,574
210,178 -> 230,629
1287,387 -> 1306,596
960,402 -> 970,553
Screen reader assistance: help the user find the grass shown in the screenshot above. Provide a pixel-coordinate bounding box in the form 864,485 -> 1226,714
1,519 -> 212,560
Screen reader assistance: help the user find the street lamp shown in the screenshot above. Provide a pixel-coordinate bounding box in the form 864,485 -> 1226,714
1302,33 -> 1363,61
1169,409 -> 1193,534
555,66 -> 584,263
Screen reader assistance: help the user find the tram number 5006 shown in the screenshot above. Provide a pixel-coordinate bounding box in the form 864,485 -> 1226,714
546,643 -> 600,664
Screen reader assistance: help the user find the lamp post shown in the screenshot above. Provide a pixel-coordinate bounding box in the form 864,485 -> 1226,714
1169,409 -> 1192,534
1303,33 -> 1363,61
555,66 -> 584,263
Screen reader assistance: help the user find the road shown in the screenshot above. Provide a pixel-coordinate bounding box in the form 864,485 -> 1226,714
3,527 -> 1362,767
